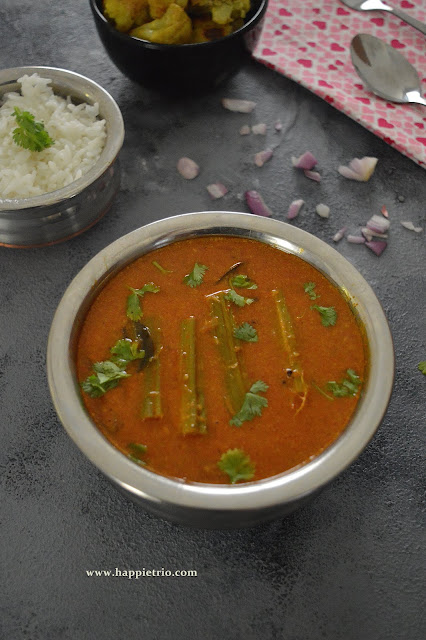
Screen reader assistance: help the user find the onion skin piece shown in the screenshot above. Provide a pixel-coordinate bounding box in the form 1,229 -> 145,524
222,98 -> 256,113
239,125 -> 250,135
365,240 -> 387,256
291,151 -> 318,170
206,183 -> 228,199
381,205 -> 389,218
401,221 -> 423,233
245,190 -> 273,217
362,227 -> 387,241
338,157 -> 378,181
333,227 -> 347,242
316,203 -> 330,218
275,120 -> 282,132
252,123 -> 267,135
177,157 -> 199,180
287,199 -> 304,220
254,148 -> 273,167
304,170 -> 321,182
347,235 -> 366,244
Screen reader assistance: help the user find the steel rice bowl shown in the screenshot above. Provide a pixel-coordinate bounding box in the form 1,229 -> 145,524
0,66 -> 124,248
47,212 -> 394,528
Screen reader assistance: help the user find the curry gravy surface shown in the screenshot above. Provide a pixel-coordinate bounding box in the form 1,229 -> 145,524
76,236 -> 366,483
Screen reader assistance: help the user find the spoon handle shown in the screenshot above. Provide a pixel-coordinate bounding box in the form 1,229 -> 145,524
382,3 -> 426,36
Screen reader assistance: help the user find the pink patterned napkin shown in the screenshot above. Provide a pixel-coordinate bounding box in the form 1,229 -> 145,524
252,0 -> 426,167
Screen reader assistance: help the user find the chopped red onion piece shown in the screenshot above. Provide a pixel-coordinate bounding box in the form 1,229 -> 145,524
287,199 -> 305,220
239,124 -> 251,135
347,235 -> 366,244
400,221 -> 423,233
304,170 -> 321,182
366,214 -> 390,234
316,203 -> 330,218
333,227 -> 347,242
254,148 -> 273,167
381,205 -> 389,218
206,183 -> 228,199
177,157 -> 199,180
291,151 -> 318,170
338,156 -> 378,181
275,120 -> 282,132
365,240 -> 387,256
222,98 -> 256,113
245,190 -> 273,217
252,123 -> 267,135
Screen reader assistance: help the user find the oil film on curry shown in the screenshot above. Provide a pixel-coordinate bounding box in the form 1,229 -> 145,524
76,235 -> 367,485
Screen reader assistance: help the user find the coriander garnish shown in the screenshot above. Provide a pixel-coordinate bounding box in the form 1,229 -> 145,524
311,304 -> 337,327
327,369 -> 361,397
304,282 -> 319,300
230,380 -> 268,427
110,338 -> 145,367
230,274 -> 257,290
126,283 -> 160,321
224,289 -> 254,307
217,448 -> 255,484
233,322 -> 258,342
12,106 -> 54,152
418,361 -> 426,375
183,263 -> 208,288
152,261 -> 172,274
81,361 -> 130,398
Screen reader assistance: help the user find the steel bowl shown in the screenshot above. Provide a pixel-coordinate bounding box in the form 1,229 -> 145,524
47,212 -> 394,528
0,66 -> 124,248
89,0 -> 268,93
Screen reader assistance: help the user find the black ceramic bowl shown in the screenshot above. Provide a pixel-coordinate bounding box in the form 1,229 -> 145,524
89,0 -> 268,93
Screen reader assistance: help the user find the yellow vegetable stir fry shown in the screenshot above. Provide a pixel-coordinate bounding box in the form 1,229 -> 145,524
103,0 -> 251,44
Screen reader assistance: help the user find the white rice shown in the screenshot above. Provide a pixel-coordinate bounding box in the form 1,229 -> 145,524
0,73 -> 107,199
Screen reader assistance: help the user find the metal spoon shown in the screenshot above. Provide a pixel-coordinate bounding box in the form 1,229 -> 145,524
350,33 -> 426,106
340,0 -> 426,36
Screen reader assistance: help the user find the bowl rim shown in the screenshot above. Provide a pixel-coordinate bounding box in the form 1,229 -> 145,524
0,65 -> 124,210
90,0 -> 269,50
47,211 -> 394,512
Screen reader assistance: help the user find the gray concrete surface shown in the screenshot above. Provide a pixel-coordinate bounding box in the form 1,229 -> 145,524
0,1 -> 425,639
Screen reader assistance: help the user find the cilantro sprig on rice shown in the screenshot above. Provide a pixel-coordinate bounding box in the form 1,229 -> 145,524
12,107 -> 54,152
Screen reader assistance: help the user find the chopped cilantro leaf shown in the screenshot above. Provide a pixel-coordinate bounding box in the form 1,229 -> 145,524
183,263 -> 208,288
327,369 -> 361,397
126,282 -> 160,321
233,322 -> 258,342
225,289 -> 254,307
128,442 -> 147,456
418,361 -> 426,375
311,304 -> 337,327
81,361 -> 130,398
304,282 -> 319,300
110,339 -> 145,366
152,261 -> 172,274
230,380 -> 269,427
127,442 -> 147,466
217,448 -> 255,484
12,107 -> 54,152
230,274 -> 258,290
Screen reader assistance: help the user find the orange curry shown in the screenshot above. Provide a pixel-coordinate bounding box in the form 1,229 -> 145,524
76,236 -> 367,484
